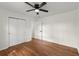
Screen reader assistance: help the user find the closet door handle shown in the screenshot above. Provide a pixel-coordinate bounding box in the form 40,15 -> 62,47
40,31 -> 42,32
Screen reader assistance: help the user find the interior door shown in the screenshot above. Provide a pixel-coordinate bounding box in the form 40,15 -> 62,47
8,18 -> 26,46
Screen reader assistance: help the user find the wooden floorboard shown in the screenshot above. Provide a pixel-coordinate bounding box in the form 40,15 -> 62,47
0,39 -> 79,56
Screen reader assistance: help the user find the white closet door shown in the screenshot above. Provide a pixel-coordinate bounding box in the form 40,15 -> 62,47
9,18 -> 26,46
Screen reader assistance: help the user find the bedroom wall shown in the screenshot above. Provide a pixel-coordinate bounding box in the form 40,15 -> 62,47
34,9 -> 79,51
76,9 -> 79,51
0,8 -> 34,50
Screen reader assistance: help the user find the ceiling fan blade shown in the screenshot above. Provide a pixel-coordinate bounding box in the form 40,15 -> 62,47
39,9 -> 48,12
25,2 -> 34,8
40,2 -> 47,8
26,9 -> 35,12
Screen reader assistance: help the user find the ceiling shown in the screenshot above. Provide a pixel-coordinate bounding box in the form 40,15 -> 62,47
0,2 -> 79,18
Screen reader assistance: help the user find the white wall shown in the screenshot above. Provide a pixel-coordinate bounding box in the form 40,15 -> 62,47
0,8 -> 34,50
76,9 -> 79,51
34,9 -> 79,51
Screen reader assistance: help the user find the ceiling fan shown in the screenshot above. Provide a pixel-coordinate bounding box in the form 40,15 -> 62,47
25,2 -> 48,15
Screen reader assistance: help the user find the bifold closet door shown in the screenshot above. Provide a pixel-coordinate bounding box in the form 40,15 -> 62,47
8,18 -> 26,46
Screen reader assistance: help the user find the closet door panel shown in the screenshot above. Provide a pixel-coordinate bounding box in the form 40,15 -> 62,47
9,18 -> 26,46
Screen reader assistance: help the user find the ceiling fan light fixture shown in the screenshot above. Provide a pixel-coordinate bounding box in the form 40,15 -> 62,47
35,9 -> 39,12
25,2 -> 48,15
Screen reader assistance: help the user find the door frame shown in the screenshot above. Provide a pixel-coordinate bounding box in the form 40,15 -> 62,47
8,17 -> 26,47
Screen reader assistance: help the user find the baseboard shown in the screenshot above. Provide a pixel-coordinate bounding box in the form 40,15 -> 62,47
0,47 -> 8,51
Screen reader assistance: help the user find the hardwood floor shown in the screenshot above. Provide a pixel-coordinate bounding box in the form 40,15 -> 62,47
0,38 -> 79,56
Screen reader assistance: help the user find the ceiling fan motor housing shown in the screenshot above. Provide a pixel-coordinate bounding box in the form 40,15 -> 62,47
35,4 -> 39,9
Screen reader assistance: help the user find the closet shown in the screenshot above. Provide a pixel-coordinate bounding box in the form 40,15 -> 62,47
8,17 -> 26,46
